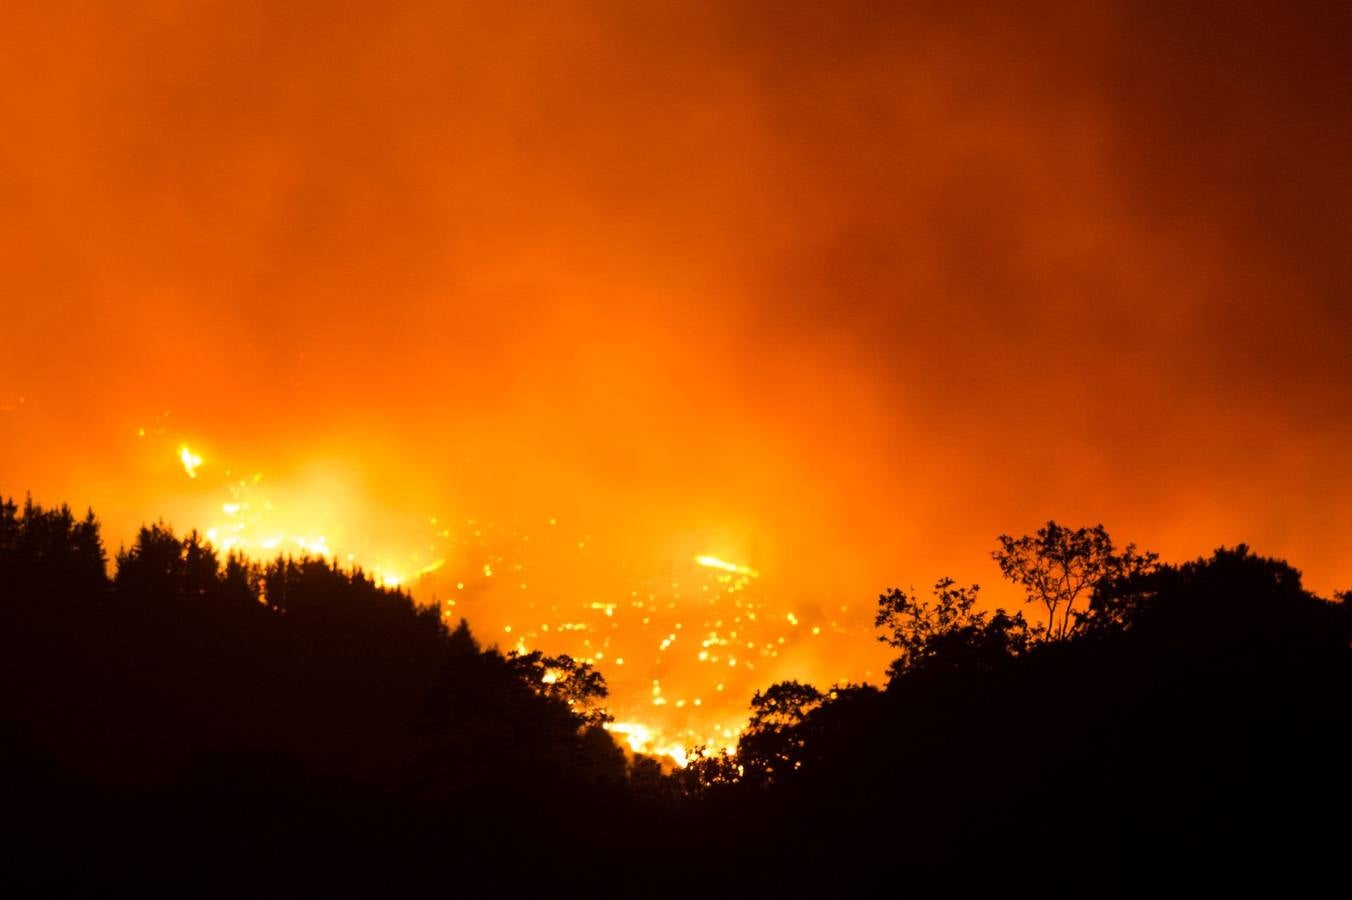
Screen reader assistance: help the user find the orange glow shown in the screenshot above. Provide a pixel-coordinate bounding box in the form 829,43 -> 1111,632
3,3 -> 1350,765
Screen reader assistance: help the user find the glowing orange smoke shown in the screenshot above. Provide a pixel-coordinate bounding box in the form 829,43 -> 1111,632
3,2 -> 1350,762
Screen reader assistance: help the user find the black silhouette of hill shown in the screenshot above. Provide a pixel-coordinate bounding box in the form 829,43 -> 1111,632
2,497 -> 1347,885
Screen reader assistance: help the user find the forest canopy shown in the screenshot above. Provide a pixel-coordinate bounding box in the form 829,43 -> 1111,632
2,496 -> 1347,881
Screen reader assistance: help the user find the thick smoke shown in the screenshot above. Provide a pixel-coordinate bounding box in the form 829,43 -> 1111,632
3,2 -> 1350,746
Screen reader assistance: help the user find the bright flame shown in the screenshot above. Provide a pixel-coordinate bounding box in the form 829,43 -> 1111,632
605,721 -> 692,767
178,445 -> 202,479
147,435 -> 868,767
695,555 -> 759,577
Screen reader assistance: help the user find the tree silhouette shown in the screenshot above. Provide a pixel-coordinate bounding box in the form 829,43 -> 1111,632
677,745 -> 740,797
993,521 -> 1157,640
1,496 -> 107,603
736,680 -> 825,785
507,649 -> 613,728
220,551 -> 263,607
874,577 -> 1029,679
115,521 -> 190,603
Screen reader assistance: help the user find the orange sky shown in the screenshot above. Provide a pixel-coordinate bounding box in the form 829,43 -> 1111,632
3,2 -> 1350,753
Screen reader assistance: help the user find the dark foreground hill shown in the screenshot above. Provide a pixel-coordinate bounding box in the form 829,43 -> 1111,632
2,498 -> 1347,885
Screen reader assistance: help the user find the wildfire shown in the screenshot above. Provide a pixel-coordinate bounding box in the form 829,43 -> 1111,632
173,447 -> 411,588
605,721 -> 696,767
157,439 -> 881,766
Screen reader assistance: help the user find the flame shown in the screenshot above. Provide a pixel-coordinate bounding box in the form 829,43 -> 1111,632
145,434 -> 883,767
605,721 -> 694,767
694,554 -> 759,596
182,455 -> 415,590
695,555 -> 758,578
178,445 -> 203,479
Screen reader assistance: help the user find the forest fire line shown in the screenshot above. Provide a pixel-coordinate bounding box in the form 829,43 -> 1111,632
149,439 -> 882,764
